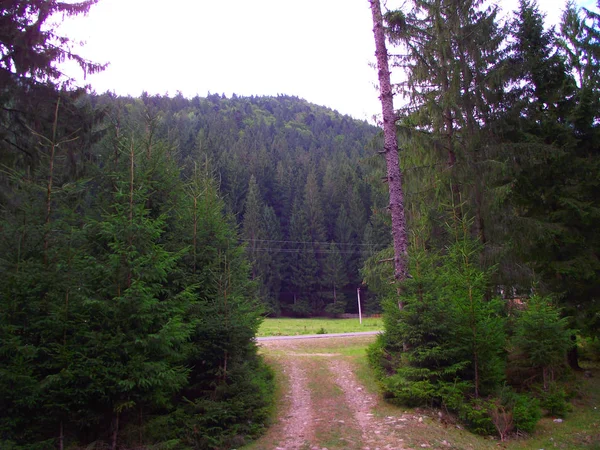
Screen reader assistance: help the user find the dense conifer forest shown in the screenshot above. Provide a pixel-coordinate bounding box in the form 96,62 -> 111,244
0,4 -> 384,447
0,75 -> 383,450
95,91 -> 389,317
91,92 -> 387,317
1,0 -> 600,447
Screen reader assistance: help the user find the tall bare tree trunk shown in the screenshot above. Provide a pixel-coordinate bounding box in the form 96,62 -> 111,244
369,0 -> 409,285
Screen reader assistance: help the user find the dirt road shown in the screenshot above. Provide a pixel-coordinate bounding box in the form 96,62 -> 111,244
245,334 -> 600,450
246,335 -> 424,450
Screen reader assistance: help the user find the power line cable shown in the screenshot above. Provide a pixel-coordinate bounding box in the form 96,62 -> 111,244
238,238 -> 390,247
246,247 -> 388,255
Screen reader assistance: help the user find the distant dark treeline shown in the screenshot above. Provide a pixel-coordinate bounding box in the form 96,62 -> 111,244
91,92 -> 389,317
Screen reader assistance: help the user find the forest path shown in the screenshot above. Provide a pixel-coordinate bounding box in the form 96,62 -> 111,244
245,336 -> 422,450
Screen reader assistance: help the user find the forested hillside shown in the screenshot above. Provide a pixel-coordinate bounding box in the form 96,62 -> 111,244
92,92 -> 388,316
0,5 -> 386,448
0,19 -> 385,445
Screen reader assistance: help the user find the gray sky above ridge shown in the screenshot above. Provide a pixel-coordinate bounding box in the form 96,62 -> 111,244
58,0 -> 598,123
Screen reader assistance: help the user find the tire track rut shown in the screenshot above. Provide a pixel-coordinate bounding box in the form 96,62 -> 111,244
252,336 -> 418,450
277,357 -> 314,450
327,359 -> 408,450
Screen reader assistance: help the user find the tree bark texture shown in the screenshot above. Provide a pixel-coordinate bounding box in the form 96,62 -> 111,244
369,0 -> 409,282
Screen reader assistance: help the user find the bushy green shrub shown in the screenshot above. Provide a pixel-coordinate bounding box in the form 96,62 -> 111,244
539,382 -> 570,417
454,389 -> 542,438
511,394 -> 541,433
367,333 -> 394,381
580,336 -> 600,362
325,300 -> 347,316
499,387 -> 541,434
510,294 -> 573,389
367,333 -> 387,367
383,373 -> 437,407
290,299 -> 312,317
458,398 -> 497,436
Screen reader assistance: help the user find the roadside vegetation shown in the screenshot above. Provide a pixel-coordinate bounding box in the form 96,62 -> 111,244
362,0 -> 600,442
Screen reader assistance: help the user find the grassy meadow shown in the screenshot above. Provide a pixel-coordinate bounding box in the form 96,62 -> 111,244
257,317 -> 383,337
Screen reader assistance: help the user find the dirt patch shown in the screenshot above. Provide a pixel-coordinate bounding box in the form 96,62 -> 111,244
327,358 -> 387,448
327,359 -> 420,449
277,358 -> 314,449
249,336 -> 419,450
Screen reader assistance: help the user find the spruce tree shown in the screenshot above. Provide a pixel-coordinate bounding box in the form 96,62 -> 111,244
303,168 -> 327,245
367,214 -> 506,429
510,295 -> 573,390
499,0 -> 600,364
79,139 -> 192,448
385,0 -> 505,233
0,1 -> 105,86
323,242 -> 350,315
0,91 -> 105,447
288,197 -> 319,315
0,1 -> 106,186
259,205 -> 285,315
242,175 -> 265,279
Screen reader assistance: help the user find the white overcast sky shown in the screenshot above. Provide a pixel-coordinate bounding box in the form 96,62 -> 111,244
57,0 -> 598,122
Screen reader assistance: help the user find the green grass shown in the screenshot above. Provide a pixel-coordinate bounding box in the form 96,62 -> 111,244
257,317 -> 383,337
503,361 -> 600,450
352,345 -> 600,449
